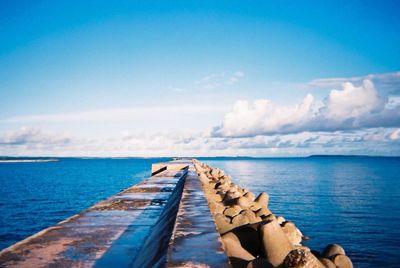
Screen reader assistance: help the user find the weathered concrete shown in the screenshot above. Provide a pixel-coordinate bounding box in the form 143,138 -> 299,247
0,162 -> 189,268
0,160 -> 231,268
167,161 -> 230,267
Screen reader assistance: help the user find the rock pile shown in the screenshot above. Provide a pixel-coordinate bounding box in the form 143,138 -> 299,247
193,160 -> 353,268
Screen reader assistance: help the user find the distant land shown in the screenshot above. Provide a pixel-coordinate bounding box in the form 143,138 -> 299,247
0,155 -> 398,162
0,157 -> 59,163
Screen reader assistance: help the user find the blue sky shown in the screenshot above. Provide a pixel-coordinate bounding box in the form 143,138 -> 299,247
1,1 -> 400,156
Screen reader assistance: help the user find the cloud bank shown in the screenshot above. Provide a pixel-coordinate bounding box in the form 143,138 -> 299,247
212,80 -> 400,137
1,73 -> 400,157
308,71 -> 400,94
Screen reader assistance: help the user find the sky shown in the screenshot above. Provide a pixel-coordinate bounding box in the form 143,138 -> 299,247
1,0 -> 400,157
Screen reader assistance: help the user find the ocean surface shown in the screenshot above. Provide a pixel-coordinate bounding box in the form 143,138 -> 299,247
204,157 -> 400,267
0,157 -> 169,251
0,157 -> 399,267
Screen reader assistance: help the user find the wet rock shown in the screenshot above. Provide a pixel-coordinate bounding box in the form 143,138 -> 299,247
294,245 -> 311,252
207,193 -> 223,203
331,254 -> 353,268
281,221 -> 303,246
246,258 -> 274,268
208,201 -> 225,214
255,192 -> 269,207
221,232 -> 255,261
207,181 -> 217,189
249,203 -> 262,212
211,168 -> 224,179
322,244 -> 346,258
236,186 -> 247,195
232,213 -> 250,227
215,182 -> 231,192
260,213 -> 275,221
236,196 -> 251,209
276,216 -> 286,225
224,205 -> 243,218
318,257 -> 336,268
244,191 -> 256,202
283,249 -> 324,268
230,225 -> 263,257
215,213 -> 234,234
239,209 -> 259,224
259,220 -> 293,267
255,207 -> 272,218
224,191 -> 242,203
199,173 -> 210,185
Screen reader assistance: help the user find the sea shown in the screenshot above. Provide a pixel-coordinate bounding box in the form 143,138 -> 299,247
0,156 -> 399,267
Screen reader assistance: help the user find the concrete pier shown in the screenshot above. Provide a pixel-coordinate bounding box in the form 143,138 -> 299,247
167,160 -> 229,267
0,160 -> 229,268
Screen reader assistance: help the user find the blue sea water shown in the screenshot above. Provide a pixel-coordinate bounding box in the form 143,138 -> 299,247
204,156 -> 400,267
0,157 -> 399,267
0,157 -> 169,251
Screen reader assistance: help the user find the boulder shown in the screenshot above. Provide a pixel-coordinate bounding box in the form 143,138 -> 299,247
230,225 -> 263,258
207,193 -> 223,203
244,191 -> 256,201
221,232 -> 255,261
249,203 -> 262,212
318,257 -> 336,268
246,258 -> 274,268
259,220 -> 293,267
208,201 -> 225,214
223,191 -> 242,203
198,173 -> 210,185
214,213 -> 234,234
281,221 -> 303,246
255,207 -> 272,218
232,213 -> 250,227
283,249 -> 324,268
224,205 -> 243,218
261,214 -> 275,222
236,196 -> 251,209
255,192 -> 269,207
276,216 -> 286,225
322,244 -> 346,258
331,254 -> 353,268
239,209 -> 259,224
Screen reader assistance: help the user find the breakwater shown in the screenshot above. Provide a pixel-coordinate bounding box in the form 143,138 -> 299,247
0,159 -> 353,267
0,160 -> 228,267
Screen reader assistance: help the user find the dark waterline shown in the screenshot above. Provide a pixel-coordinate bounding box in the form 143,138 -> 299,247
0,157 -> 169,250
203,156 -> 400,267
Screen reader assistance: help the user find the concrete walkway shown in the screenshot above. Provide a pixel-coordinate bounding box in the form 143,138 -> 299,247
0,160 -> 230,268
167,161 -> 229,267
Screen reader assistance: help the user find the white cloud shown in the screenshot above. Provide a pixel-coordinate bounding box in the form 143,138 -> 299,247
0,104 -> 227,124
390,129 -> 400,140
212,94 -> 315,137
0,126 -> 71,145
1,126 -> 399,157
196,71 -> 245,89
212,80 -> 400,137
324,80 -> 386,120
308,71 -> 400,94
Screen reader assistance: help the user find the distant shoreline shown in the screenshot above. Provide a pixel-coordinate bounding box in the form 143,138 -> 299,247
0,159 -> 59,163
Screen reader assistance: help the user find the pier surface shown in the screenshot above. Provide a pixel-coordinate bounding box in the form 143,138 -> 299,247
0,160 -> 229,267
